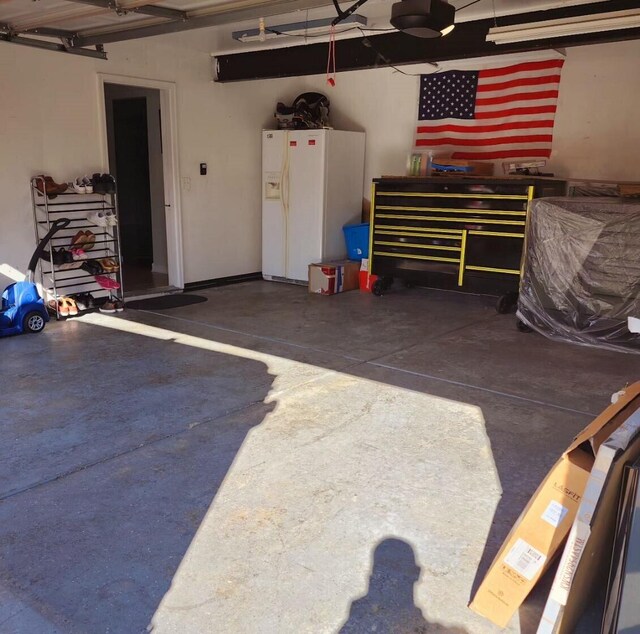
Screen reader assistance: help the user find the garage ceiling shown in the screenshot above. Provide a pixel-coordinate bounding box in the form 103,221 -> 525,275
0,0 -> 620,58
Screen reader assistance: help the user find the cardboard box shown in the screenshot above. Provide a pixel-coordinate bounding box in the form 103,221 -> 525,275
358,259 -> 378,293
470,382 -> 640,629
538,406 -> 640,634
308,260 -> 360,295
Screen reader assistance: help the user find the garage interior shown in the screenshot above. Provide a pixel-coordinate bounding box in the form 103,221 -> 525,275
1,1 -> 639,633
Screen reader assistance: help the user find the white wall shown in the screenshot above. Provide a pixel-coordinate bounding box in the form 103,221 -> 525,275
0,30 -> 301,289
1,34 -> 639,290
289,39 -> 640,189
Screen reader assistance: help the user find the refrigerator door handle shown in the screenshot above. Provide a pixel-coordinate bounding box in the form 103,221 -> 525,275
281,131 -> 291,274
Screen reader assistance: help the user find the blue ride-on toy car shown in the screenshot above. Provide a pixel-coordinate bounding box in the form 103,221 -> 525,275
1,218 -> 70,337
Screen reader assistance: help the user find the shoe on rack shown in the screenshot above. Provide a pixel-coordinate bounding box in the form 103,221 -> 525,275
102,174 -> 117,194
113,298 -> 125,312
71,231 -> 87,249
91,173 -> 110,194
42,248 -> 78,267
95,275 -> 120,290
99,299 -> 118,314
48,298 -> 69,317
90,174 -> 116,195
98,258 -> 119,273
86,210 -> 115,227
65,298 -> 79,317
72,293 -> 97,312
82,230 -> 96,250
72,178 -> 86,194
86,210 -> 109,227
70,248 -> 87,261
71,293 -> 87,311
82,176 -> 93,194
34,175 -> 68,199
81,260 -> 104,276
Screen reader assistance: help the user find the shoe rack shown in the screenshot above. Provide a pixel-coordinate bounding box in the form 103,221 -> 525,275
30,176 -> 125,319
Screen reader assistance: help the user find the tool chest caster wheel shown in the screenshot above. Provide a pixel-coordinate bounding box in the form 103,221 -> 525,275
517,320 -> 532,333
372,277 -> 393,297
372,279 -> 386,296
496,292 -> 518,314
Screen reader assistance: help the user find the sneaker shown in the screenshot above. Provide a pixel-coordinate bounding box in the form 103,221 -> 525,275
72,178 -> 86,194
91,173 -> 106,194
86,210 -> 110,227
86,210 -> 116,227
72,293 -> 96,311
82,176 -> 93,194
91,173 -> 116,195
113,298 -> 125,312
102,174 -> 117,194
99,299 -> 118,314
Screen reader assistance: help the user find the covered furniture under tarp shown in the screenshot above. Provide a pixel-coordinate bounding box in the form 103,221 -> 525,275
518,197 -> 640,353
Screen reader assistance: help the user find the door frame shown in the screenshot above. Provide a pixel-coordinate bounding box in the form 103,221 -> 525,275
97,73 -> 184,290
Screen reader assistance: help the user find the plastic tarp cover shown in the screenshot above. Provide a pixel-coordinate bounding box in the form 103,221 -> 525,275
517,197 -> 640,353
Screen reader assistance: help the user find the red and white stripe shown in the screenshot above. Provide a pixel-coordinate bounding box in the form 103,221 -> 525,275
416,59 -> 564,161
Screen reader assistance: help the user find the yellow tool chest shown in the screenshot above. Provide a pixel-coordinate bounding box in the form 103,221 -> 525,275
368,176 -> 567,311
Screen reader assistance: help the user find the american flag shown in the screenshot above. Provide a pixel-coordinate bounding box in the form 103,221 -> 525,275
415,59 -> 564,161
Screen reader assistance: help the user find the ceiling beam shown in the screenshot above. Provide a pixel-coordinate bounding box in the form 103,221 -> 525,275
23,26 -> 78,38
74,0 -> 336,46
63,0 -> 187,21
0,32 -> 107,59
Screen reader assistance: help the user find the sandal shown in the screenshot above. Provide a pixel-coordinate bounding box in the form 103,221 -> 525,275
95,275 -> 120,290
48,298 -> 69,317
82,230 -> 96,251
65,298 -> 79,317
70,248 -> 87,261
98,258 -> 119,273
71,231 -> 87,249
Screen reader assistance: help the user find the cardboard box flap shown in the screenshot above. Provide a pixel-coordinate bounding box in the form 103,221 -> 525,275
565,383 -> 640,455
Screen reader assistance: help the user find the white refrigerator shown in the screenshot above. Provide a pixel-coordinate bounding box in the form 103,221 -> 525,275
262,129 -> 366,284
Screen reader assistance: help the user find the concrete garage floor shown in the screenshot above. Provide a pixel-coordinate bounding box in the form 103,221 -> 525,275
1,281 -> 638,634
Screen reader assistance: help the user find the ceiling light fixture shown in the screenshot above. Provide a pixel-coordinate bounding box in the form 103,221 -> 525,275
486,8 -> 640,44
390,0 -> 455,39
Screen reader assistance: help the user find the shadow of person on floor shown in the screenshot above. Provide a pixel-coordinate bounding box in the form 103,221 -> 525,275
340,538 -> 468,634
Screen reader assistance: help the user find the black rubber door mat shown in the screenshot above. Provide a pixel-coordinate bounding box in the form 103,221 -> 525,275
126,294 -> 208,310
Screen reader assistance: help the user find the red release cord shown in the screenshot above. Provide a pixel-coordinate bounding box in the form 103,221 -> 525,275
326,25 -> 336,87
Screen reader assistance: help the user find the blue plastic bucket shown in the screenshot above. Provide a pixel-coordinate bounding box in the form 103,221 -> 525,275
343,223 -> 370,260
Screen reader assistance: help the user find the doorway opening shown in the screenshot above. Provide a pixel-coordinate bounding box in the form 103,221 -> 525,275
104,83 -> 171,295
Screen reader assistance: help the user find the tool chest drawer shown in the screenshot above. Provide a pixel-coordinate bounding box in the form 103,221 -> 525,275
369,176 -> 566,304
